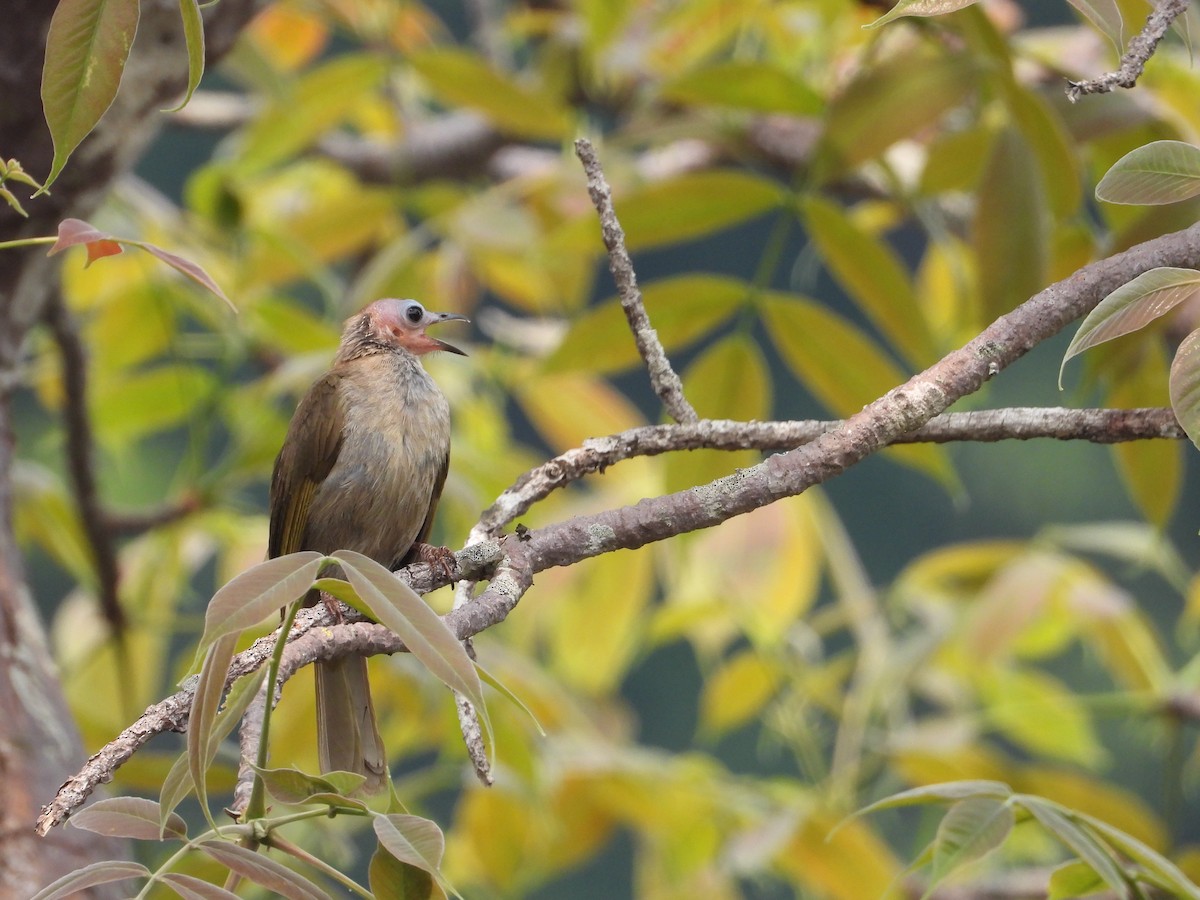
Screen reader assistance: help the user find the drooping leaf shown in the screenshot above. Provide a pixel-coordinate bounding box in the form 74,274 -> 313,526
198,841 -> 328,900
1066,0 -> 1124,51
974,128 -> 1047,318
165,0 -> 206,112
40,0 -> 140,189
865,0 -> 983,28
617,171 -> 782,250
544,274 -> 747,374
194,552 -> 324,660
188,633 -> 239,830
252,764 -> 367,806
1061,267 -> 1200,386
1004,82 -> 1082,220
814,54 -> 977,181
47,218 -> 123,264
1020,798 -> 1132,898
370,848 -> 439,900
70,797 -> 186,840
1076,811 -> 1200,900
332,551 -> 489,720
373,814 -> 447,879
661,61 -> 822,116
1096,140 -> 1200,205
1048,860 -> 1108,900
802,195 -> 935,367
30,860 -> 150,900
160,873 -> 242,900
409,47 -> 571,140
132,240 -> 236,312
845,780 -> 1014,827
1170,327 -> 1200,449
930,798 -> 1014,884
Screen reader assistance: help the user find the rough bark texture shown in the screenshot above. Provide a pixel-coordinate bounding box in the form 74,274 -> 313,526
0,1 -> 259,893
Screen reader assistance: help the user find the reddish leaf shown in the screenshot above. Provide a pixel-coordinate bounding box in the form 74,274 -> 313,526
134,240 -> 236,312
47,217 -> 118,257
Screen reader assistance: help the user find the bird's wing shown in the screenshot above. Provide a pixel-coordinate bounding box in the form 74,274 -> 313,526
399,451 -> 449,567
268,372 -> 346,557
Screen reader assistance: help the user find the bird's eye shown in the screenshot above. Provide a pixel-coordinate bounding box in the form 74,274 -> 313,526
405,303 -> 424,324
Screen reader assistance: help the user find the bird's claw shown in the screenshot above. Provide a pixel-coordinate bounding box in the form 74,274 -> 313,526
413,543 -> 457,581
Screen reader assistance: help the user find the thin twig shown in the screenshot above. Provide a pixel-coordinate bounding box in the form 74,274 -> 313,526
573,138 -> 699,425
43,295 -> 124,633
1067,0 -> 1188,101
105,494 -> 202,536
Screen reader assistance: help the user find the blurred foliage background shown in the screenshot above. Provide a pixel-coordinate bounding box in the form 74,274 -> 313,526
22,0 -> 1200,896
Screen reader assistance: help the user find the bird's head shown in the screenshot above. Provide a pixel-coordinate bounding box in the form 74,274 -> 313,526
355,298 -> 470,357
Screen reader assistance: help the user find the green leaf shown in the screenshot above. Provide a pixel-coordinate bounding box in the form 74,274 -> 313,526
373,814 -> 447,883
930,798 -> 1014,884
332,551 -> 489,726
617,171 -> 782,250
802,195 -> 935,367
982,668 -> 1105,766
370,848 -> 439,900
197,841 -> 328,900
1096,140 -> 1200,205
1004,82 -> 1081,220
1048,860 -> 1108,900
409,47 -> 571,140
661,61 -> 822,116
974,128 -> 1047,318
40,0 -> 140,190
165,0 -> 205,112
252,764 -> 368,805
761,292 -> 957,488
1077,812 -> 1200,899
239,54 -> 389,171
1066,0 -> 1124,51
865,0 -> 983,28
814,54 -> 977,181
194,552 -> 324,661
1061,268 -> 1200,386
160,873 -> 242,900
188,633 -> 238,831
92,364 -> 218,448
70,797 -> 186,840
30,860 -> 150,900
544,274 -> 746,374
856,780 -> 1014,818
1170,327 -> 1200,450
1021,798 -> 1131,898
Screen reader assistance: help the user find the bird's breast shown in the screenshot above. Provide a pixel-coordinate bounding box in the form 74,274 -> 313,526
305,358 -> 451,566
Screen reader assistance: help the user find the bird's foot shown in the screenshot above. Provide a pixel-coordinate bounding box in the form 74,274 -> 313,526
319,591 -> 345,624
413,543 -> 457,581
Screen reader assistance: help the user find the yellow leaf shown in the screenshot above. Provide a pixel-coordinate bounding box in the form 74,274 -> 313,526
979,667 -> 1106,767
516,372 -> 646,452
776,811 -> 904,900
244,4 -> 329,72
618,171 -> 782,251
700,650 -> 782,735
410,47 -> 571,140
1016,767 -> 1167,851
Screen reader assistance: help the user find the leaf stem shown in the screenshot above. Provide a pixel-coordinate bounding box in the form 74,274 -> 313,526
269,832 -> 373,898
245,599 -> 304,821
0,235 -> 56,250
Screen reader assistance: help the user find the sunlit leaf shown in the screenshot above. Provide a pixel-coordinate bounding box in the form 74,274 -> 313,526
195,553 -> 324,659
1097,140 -> 1200,205
1019,768 -> 1167,852
70,797 -> 186,840
544,275 -> 747,374
198,841 -> 327,900
814,54 -> 977,181
92,364 -> 218,448
40,0 -> 140,189
981,668 -> 1105,766
1004,82 -> 1081,220
165,0 -> 206,112
30,860 -> 149,900
974,128 -> 1047,318
700,650 -> 782,735
617,171 -> 782,250
802,195 -> 935,367
762,292 -> 957,488
333,551 -> 488,720
661,61 -> 822,115
848,780 -> 1014,825
1062,267 -> 1200,386
517,372 -> 646,452
1171,328 -> 1200,449
865,0 -> 983,28
409,47 -> 571,140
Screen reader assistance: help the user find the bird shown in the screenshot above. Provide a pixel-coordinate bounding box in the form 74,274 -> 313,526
267,297 -> 468,791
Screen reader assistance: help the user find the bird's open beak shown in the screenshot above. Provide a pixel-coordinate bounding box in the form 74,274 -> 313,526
428,312 -> 470,356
